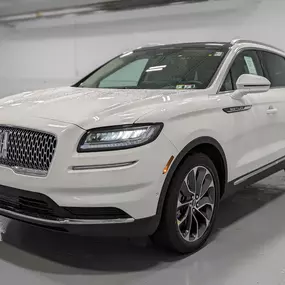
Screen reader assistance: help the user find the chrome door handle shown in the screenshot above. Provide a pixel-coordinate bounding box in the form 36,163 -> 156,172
267,106 -> 278,115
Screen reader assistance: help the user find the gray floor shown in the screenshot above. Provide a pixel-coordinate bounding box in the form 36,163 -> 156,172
0,172 -> 285,285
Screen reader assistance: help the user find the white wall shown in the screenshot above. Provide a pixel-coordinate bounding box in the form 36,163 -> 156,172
0,0 -> 284,97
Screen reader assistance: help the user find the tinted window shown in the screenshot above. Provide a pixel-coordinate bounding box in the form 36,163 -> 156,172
220,50 -> 263,92
230,50 -> 263,89
261,52 -> 285,87
79,47 -> 227,90
220,72 -> 233,92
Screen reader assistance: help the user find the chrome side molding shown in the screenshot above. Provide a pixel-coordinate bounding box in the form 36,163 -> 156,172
234,156 -> 285,186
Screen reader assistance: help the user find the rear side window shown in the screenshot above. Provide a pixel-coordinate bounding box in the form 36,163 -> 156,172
260,51 -> 285,87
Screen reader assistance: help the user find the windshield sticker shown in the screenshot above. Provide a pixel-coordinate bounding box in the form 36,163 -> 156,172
244,56 -> 257,75
214,51 -> 224,57
176,84 -> 196,90
146,65 -> 167,72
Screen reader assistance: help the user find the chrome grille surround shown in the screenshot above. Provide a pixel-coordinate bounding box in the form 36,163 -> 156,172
0,126 -> 57,176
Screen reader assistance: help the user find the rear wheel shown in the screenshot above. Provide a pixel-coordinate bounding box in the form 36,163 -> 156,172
152,153 -> 220,254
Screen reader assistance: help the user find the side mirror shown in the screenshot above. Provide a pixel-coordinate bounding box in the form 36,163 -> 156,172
231,74 -> 271,100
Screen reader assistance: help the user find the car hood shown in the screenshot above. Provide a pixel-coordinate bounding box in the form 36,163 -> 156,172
0,87 -> 192,129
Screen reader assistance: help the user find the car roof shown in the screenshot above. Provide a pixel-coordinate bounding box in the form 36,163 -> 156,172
136,39 -> 284,54
136,42 -> 231,51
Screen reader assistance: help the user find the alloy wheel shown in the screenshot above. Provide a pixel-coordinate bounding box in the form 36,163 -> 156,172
176,166 -> 216,242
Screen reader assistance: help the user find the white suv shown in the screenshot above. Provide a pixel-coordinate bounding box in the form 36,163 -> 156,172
0,39 -> 283,253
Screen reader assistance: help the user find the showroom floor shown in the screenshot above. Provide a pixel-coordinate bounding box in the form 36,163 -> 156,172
0,172 -> 284,285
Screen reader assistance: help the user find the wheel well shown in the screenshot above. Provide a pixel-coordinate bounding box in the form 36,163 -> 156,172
156,138 -> 228,221
188,143 -> 226,197
175,143 -> 224,196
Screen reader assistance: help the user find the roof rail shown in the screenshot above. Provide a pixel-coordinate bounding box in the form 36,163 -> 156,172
230,38 -> 242,45
230,38 -> 284,53
135,43 -> 165,50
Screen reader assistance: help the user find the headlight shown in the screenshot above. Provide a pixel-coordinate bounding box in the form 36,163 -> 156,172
78,123 -> 163,152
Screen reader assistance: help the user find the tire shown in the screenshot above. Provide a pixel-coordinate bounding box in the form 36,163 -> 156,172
152,153 -> 220,254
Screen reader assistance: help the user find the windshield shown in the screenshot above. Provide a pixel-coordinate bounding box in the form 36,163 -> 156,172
77,46 -> 227,90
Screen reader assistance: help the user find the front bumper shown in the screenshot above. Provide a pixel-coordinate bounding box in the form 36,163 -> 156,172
0,184 -> 159,236
0,118 -> 178,233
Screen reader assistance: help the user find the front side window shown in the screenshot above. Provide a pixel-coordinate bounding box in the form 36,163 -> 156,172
220,50 -> 263,91
260,51 -> 285,87
220,72 -> 233,92
231,50 -> 263,89
78,47 -> 227,90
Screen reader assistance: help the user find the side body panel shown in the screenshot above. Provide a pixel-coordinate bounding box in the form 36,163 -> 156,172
139,42 -> 285,186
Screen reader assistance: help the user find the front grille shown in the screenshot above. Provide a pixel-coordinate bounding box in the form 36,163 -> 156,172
0,126 -> 57,173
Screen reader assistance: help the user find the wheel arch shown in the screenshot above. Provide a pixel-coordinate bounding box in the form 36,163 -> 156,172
156,136 -> 228,219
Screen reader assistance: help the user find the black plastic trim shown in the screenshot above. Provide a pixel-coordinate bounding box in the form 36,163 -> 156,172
77,123 -> 164,153
64,207 -> 130,219
243,84 -> 269,88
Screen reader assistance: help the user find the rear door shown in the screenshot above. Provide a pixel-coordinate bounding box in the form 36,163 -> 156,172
257,50 -> 285,162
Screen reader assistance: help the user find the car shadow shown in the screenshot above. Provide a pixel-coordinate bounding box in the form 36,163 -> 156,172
0,173 -> 284,274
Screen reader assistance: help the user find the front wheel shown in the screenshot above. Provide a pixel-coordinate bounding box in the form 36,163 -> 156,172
152,153 -> 220,254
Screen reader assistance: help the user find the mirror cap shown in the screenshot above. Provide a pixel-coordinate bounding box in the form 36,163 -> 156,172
236,74 -> 271,90
232,74 -> 271,99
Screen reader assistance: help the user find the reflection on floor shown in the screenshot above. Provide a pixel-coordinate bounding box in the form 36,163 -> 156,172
0,172 -> 285,285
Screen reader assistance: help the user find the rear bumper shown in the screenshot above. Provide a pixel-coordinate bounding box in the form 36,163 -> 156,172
0,184 -> 159,236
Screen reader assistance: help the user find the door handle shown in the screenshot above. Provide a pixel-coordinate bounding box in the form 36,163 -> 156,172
267,106 -> 278,115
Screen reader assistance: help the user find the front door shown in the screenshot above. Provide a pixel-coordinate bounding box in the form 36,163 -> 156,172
219,49 -> 279,180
